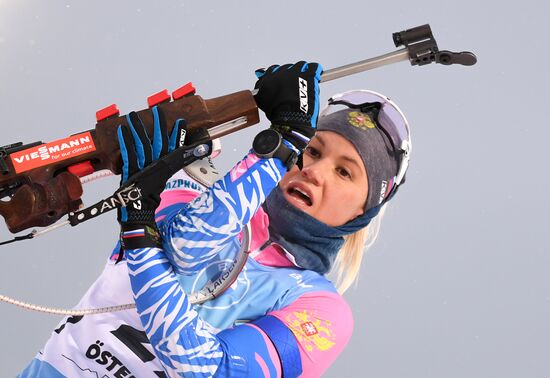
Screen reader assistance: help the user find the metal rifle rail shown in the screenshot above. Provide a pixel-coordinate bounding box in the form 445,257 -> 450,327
321,49 -> 410,82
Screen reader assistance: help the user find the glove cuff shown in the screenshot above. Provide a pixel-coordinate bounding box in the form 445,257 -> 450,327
125,208 -> 157,224
272,111 -> 313,129
120,223 -> 162,249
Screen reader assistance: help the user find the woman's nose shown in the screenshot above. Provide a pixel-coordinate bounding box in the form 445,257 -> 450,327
300,160 -> 326,186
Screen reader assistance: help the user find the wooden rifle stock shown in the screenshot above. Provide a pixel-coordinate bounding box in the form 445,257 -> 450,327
0,90 -> 259,233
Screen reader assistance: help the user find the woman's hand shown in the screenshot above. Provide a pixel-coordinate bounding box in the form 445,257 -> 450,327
117,106 -> 187,249
254,61 -> 323,152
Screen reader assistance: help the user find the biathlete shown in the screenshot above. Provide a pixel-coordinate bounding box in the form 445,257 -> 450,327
20,61 -> 412,377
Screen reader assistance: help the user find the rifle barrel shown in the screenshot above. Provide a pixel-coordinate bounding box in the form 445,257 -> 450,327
321,48 -> 409,82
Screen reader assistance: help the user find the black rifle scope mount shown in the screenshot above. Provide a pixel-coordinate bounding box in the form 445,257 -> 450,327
393,24 -> 477,66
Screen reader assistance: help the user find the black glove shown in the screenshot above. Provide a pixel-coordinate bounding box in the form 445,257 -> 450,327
254,61 -> 323,152
118,106 -> 188,249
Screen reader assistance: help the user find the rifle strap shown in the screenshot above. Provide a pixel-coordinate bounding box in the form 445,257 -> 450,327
68,184 -> 143,227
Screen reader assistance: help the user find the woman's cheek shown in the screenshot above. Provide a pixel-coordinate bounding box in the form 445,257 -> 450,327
341,184 -> 367,216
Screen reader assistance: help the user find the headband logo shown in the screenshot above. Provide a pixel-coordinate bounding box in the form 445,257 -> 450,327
347,111 -> 376,130
378,180 -> 388,204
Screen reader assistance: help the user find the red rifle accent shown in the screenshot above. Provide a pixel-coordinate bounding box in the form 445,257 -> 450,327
96,104 -> 120,122
147,89 -> 171,108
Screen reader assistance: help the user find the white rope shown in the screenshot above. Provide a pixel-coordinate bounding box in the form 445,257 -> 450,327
31,221 -> 70,238
79,169 -> 114,184
0,294 -> 136,316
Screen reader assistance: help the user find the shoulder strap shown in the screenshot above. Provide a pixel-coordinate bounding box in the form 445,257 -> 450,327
253,315 -> 302,378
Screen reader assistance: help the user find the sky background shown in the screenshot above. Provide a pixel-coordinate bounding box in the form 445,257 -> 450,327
0,1 -> 548,377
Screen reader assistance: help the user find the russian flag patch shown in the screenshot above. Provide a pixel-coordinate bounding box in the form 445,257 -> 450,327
122,229 -> 146,239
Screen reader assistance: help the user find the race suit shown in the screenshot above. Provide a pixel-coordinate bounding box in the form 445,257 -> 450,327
20,153 -> 353,378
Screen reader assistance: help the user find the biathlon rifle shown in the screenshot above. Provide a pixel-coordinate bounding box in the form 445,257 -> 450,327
0,24 -> 476,236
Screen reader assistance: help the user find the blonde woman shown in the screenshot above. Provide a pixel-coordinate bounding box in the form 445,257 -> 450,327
21,62 -> 411,377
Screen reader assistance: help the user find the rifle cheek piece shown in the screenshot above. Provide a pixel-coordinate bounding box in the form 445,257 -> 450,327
0,172 -> 82,234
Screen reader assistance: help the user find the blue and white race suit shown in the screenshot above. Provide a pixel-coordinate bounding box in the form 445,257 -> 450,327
20,153 -> 353,378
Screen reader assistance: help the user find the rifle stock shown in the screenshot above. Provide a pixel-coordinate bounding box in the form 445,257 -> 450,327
0,90 -> 259,233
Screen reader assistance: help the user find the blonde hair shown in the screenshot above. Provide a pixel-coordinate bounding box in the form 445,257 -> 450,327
330,204 -> 388,293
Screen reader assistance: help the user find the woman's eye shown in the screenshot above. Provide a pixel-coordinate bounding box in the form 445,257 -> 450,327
305,146 -> 320,157
337,167 -> 352,179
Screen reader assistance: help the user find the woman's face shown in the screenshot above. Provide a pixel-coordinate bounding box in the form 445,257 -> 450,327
279,130 -> 369,227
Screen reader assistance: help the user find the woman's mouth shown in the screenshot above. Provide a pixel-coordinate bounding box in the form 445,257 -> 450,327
286,186 -> 313,207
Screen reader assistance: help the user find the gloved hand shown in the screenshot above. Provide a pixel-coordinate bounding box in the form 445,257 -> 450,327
118,106 -> 188,249
254,61 -> 323,152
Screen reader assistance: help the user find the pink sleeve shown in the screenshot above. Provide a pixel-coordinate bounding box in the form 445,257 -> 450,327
268,291 -> 354,377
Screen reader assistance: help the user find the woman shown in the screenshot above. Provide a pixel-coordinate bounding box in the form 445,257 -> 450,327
20,62 -> 411,377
